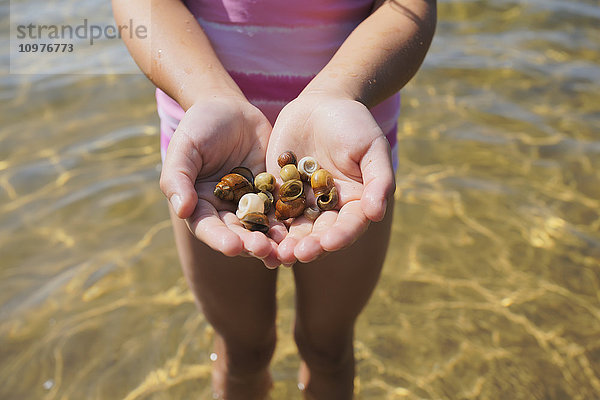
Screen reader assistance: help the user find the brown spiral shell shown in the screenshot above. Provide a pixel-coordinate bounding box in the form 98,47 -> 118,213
229,166 -> 254,185
214,173 -> 254,203
241,212 -> 270,233
254,172 -> 275,193
310,169 -> 335,197
279,179 -> 304,202
280,164 -> 301,182
316,186 -> 338,211
274,197 -> 306,220
277,151 -> 297,168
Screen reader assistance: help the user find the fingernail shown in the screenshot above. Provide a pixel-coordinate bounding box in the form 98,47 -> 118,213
170,194 -> 182,215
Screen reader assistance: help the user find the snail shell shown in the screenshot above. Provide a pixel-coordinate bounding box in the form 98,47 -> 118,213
236,193 -> 265,219
279,179 -> 304,202
298,157 -> 319,182
303,206 -> 321,221
254,172 -> 275,193
310,169 -> 335,197
277,151 -> 297,168
257,191 -> 274,214
214,173 -> 254,202
280,164 -> 300,182
316,186 -> 338,211
275,197 -> 306,220
229,166 -> 254,186
241,212 -> 270,234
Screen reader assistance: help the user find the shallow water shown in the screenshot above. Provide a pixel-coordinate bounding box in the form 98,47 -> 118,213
1,0 -> 599,399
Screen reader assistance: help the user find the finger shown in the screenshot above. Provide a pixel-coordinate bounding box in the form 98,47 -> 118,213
293,211 -> 338,263
276,217 -> 313,265
360,136 -> 395,222
221,212 -> 274,259
267,217 -> 289,245
160,130 -> 202,219
186,200 -> 244,257
320,201 -> 370,252
262,241 -> 282,269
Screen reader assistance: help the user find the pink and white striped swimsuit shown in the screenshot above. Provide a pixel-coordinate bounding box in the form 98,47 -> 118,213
157,0 -> 400,166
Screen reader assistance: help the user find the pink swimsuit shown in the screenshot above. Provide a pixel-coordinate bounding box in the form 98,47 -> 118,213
157,0 -> 400,166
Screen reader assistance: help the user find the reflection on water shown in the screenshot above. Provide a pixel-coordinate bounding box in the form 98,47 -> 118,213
1,0 -> 599,398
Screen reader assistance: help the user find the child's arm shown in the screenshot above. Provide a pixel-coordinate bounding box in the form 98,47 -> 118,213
304,0 -> 437,108
269,0 -> 437,263
112,0 -> 243,110
113,0 -> 283,266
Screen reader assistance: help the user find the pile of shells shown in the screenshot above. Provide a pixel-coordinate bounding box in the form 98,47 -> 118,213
213,151 -> 338,233
213,166 -> 271,233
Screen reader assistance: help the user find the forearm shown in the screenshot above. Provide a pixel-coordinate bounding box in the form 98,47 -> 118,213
112,0 -> 243,110
304,0 -> 437,108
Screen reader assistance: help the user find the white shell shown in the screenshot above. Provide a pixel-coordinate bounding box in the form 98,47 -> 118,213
236,193 -> 264,219
298,156 -> 319,181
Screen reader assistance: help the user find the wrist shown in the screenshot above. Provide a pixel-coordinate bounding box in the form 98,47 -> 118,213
175,75 -> 246,111
300,74 -> 359,103
300,67 -> 381,108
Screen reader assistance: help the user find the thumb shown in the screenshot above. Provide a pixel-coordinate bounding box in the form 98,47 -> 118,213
159,130 -> 202,219
360,136 -> 395,222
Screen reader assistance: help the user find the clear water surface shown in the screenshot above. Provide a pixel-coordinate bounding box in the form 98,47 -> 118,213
1,0 -> 599,398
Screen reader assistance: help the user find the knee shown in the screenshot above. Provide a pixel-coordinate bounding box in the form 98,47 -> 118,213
294,321 -> 354,375
203,301 -> 277,361
219,325 -> 277,374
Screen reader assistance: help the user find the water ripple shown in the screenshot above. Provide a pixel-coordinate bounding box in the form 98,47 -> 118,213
1,0 -> 600,398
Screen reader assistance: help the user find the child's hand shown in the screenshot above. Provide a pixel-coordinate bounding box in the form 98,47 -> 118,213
267,93 -> 395,264
160,96 -> 285,268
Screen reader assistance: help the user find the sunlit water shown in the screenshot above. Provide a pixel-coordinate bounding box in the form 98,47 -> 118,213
1,1 -> 599,399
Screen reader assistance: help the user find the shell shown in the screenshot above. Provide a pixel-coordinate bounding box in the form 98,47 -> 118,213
316,186 -> 338,211
229,166 -> 254,186
310,169 -> 335,197
214,173 -> 254,202
257,191 -> 274,214
236,193 -> 264,219
254,172 -> 275,193
280,164 -> 300,182
277,151 -> 297,168
275,197 -> 306,220
241,212 -> 270,234
303,206 -> 321,221
279,179 -> 304,202
298,157 -> 319,181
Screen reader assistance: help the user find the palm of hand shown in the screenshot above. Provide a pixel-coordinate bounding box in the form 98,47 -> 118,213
161,98 -> 284,266
266,95 -> 395,264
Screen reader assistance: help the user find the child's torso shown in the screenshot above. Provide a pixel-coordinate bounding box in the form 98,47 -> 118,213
184,0 -> 375,27
157,0 -> 400,143
181,0 -> 376,107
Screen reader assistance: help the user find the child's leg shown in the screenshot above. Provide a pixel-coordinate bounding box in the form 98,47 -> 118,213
293,204 -> 394,399
169,207 -> 278,400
